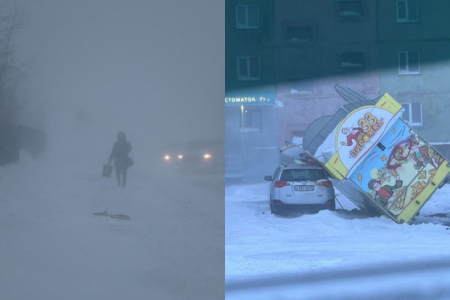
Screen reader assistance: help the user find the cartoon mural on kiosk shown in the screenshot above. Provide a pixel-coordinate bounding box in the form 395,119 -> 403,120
350,123 -> 446,222
320,93 -> 450,224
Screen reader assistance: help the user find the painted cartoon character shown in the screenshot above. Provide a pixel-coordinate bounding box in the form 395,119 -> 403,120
387,134 -> 441,172
368,175 -> 403,207
409,139 -> 440,170
340,127 -> 367,146
386,137 -> 412,172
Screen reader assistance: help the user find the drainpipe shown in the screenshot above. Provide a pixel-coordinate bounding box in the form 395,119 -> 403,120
241,105 -> 246,183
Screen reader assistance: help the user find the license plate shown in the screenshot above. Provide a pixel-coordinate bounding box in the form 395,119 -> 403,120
294,185 -> 314,191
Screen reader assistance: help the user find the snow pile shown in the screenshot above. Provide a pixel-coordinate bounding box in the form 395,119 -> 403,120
226,182 -> 450,298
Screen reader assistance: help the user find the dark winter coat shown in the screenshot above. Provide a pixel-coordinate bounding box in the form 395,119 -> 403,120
109,140 -> 132,170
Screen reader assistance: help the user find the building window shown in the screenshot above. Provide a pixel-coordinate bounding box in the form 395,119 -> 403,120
340,52 -> 365,69
402,103 -> 422,126
237,56 -> 260,80
290,80 -> 313,96
240,108 -> 262,132
398,51 -> 420,74
236,4 -> 259,29
287,27 -> 313,44
338,0 -> 364,17
397,0 -> 419,23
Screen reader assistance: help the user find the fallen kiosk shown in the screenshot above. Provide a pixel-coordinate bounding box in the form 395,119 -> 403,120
300,85 -> 450,224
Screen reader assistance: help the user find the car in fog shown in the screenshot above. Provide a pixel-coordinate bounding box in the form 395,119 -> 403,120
264,163 -> 335,214
162,139 -> 222,174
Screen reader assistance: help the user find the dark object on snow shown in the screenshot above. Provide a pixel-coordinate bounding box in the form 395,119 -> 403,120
108,132 -> 133,187
102,163 -> 113,178
93,210 -> 131,220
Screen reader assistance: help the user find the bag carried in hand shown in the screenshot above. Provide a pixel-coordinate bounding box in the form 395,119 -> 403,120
102,164 -> 113,178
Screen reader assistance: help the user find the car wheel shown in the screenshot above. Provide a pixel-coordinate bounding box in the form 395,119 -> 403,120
326,199 -> 336,211
329,202 -> 336,211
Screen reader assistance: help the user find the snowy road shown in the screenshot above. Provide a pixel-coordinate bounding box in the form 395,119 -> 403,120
0,156 -> 223,300
226,182 -> 450,299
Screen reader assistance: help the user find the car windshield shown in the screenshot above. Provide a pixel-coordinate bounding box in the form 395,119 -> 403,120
280,169 -> 327,181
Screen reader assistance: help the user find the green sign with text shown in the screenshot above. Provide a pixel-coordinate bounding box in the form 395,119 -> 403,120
225,90 -> 275,106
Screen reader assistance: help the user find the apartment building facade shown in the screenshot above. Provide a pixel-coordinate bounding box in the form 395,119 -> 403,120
377,0 -> 450,157
273,0 -> 380,147
225,0 -> 279,183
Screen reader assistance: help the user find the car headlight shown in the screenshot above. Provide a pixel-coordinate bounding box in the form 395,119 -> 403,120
178,154 -> 183,159
164,155 -> 170,161
204,153 -> 212,160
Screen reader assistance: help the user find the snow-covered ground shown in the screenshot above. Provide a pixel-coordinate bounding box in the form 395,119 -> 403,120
0,153 -> 223,300
226,182 -> 450,299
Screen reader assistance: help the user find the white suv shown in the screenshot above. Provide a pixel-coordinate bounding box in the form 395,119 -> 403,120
264,163 -> 336,214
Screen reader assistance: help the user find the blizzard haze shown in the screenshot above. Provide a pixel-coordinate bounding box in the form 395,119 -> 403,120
13,0 -> 223,167
1,1 -> 224,299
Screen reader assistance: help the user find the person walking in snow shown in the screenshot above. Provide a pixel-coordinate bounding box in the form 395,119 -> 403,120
108,132 -> 133,187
